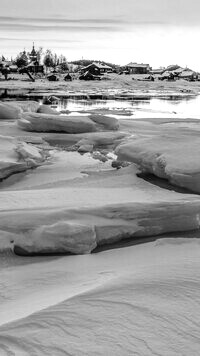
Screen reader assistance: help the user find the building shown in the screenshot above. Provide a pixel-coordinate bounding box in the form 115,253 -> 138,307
47,74 -> 59,81
178,70 -> 197,81
125,62 -> 151,74
151,68 -> 165,75
24,44 -> 44,74
26,61 -> 44,74
81,62 -> 112,75
29,43 -> 37,62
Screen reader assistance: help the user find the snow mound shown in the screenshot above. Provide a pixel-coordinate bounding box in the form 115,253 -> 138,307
1,163 -> 200,255
116,135 -> 200,193
0,102 -> 21,120
14,221 -> 97,255
18,112 -> 98,133
0,135 -> 47,180
89,114 -> 119,130
45,131 -> 127,151
37,104 -> 60,115
18,112 -> 119,134
155,236 -> 200,246
0,240 -> 200,355
7,100 -> 40,113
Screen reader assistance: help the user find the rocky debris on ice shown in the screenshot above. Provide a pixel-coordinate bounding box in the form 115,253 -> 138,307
17,112 -> 119,134
78,144 -> 94,153
14,221 -> 97,255
111,160 -> 130,169
116,135 -> 200,193
91,151 -> 108,162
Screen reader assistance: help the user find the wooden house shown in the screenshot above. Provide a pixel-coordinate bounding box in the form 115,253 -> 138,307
81,62 -> 112,75
125,62 -> 151,74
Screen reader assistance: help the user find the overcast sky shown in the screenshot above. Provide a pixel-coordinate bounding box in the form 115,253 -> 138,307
1,0 -> 200,69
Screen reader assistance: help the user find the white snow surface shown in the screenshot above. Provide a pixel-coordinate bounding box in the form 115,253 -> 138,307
0,238 -> 200,355
1,105 -> 200,354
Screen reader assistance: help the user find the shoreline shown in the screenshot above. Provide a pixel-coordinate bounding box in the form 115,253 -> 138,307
0,74 -> 200,98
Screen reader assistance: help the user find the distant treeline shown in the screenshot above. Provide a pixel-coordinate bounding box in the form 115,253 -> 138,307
70,59 -> 119,69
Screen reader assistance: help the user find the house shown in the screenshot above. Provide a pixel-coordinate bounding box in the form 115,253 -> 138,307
159,71 -> 175,81
151,68 -> 165,75
26,61 -> 44,74
9,64 -> 18,73
81,62 -> 112,75
125,62 -> 151,74
29,44 -> 37,62
25,44 -> 44,73
173,67 -> 185,76
79,71 -> 101,81
64,73 -> 72,81
178,70 -> 197,81
0,60 -> 12,68
47,74 -> 59,81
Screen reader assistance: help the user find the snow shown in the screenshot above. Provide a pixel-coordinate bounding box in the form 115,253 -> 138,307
7,100 -> 40,113
14,221 -> 97,255
1,163 -> 200,254
0,238 -> 200,355
116,129 -> 200,193
0,135 -> 47,180
0,102 -> 21,120
18,112 -> 119,133
18,112 -> 98,133
1,95 -> 200,354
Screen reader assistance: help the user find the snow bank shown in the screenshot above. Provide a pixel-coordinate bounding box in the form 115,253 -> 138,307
18,112 -> 98,133
0,135 -> 47,180
0,102 -> 21,120
14,221 -> 96,255
37,104 -> 60,115
7,100 -> 40,113
17,112 -> 119,134
116,135 -> 200,193
45,131 -> 127,151
89,114 -> 119,130
0,239 -> 200,355
1,164 -> 200,255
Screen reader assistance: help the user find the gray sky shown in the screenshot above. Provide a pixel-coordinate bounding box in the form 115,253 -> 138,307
1,0 -> 200,69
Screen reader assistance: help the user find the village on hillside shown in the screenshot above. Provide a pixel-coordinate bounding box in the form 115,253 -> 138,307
0,44 -> 199,83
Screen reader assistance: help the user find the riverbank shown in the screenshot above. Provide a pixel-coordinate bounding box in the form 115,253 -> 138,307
0,74 -> 200,99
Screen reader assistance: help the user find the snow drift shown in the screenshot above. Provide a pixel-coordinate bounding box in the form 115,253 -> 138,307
116,134 -> 200,193
0,239 -> 199,355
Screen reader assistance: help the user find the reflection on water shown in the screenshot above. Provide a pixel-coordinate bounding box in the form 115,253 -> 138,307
1,88 -> 200,119
0,88 -> 31,98
55,95 -> 200,119
56,98 -> 147,112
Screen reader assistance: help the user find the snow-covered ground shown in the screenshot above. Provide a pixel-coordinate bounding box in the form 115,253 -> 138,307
0,238 -> 200,355
1,98 -> 200,355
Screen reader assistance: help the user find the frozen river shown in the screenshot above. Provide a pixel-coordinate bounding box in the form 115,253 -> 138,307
50,94 -> 200,119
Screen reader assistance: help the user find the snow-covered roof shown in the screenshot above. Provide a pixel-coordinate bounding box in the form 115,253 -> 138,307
178,70 -> 196,77
126,62 -> 150,68
84,62 -> 112,70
